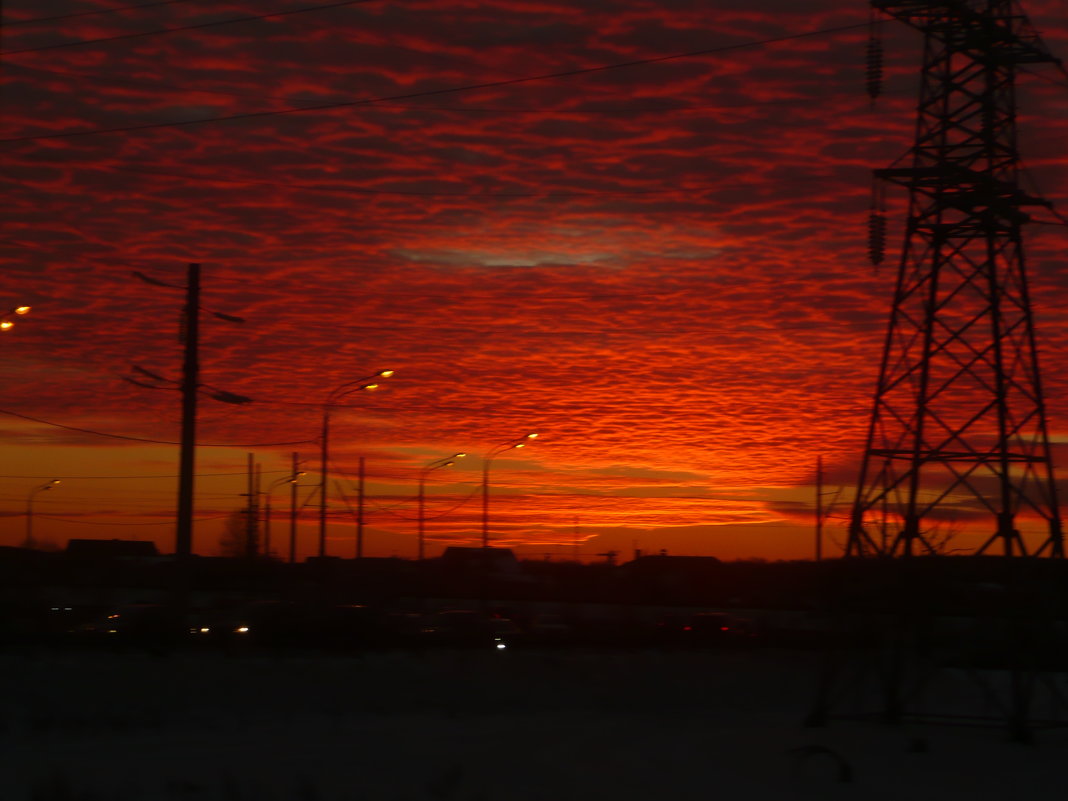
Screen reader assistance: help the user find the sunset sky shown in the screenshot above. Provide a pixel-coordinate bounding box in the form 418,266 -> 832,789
3,0 -> 1067,561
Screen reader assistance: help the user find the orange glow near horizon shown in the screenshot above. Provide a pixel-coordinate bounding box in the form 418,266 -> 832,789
2,1 -> 1067,561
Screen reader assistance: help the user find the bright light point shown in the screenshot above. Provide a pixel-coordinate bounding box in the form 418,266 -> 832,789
199,627 -> 210,633
378,370 -> 395,377
526,433 -> 538,439
364,383 -> 379,391
0,321 -> 12,330
236,626 -> 250,633
456,453 -> 467,458
496,643 -> 506,650
514,443 -> 525,449
15,306 -> 30,315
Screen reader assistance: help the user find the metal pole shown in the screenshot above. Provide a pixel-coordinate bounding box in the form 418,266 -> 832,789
245,453 -> 256,559
289,451 -> 299,564
264,494 -> 272,559
318,406 -> 329,558
25,495 -> 34,548
176,262 -> 200,559
481,458 -> 491,549
23,481 -> 59,549
418,473 -> 426,560
816,455 -> 823,562
255,461 -> 262,557
356,456 -> 365,559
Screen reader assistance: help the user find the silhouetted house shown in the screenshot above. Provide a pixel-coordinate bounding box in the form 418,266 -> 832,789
622,554 -> 722,573
620,554 -> 725,604
65,539 -> 160,559
439,546 -> 521,576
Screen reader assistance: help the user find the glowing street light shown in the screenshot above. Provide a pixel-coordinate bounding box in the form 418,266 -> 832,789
318,369 -> 394,558
263,470 -> 305,560
1,305 -> 31,331
418,452 -> 466,560
25,479 -> 60,548
481,433 -> 538,549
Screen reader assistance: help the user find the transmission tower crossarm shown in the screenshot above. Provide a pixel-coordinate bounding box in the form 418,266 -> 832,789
872,0 -> 1061,66
848,0 -> 1065,559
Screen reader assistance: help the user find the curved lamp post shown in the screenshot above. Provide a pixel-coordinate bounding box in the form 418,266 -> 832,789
1,305 -> 31,331
418,453 -> 466,560
25,479 -> 60,548
318,369 -> 394,558
264,470 -> 304,559
481,434 -> 537,549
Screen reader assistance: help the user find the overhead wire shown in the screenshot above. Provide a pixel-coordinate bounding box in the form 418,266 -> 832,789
2,0 -> 198,27
0,407 -> 315,447
0,0 -> 386,55
0,470 -> 289,479
100,163 -> 740,198
3,61 -> 856,116
329,458 -> 484,522
365,484 -> 483,522
0,21 -> 871,144
38,513 -> 229,525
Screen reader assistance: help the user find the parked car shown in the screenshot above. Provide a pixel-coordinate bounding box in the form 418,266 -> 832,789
193,602 -> 382,651
651,612 -> 759,648
524,613 -> 580,647
70,604 -> 188,652
419,610 -> 522,650
680,612 -> 758,646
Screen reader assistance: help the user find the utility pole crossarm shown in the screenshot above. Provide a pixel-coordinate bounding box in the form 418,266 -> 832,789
873,0 -> 1061,66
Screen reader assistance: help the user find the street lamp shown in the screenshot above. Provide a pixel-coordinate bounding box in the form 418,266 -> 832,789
263,470 -> 304,559
25,479 -> 60,548
318,369 -> 394,558
418,453 -> 466,560
481,434 -> 538,549
1,305 -> 31,331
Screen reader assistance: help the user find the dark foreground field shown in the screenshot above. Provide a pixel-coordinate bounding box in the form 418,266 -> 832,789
4,646 -> 1068,801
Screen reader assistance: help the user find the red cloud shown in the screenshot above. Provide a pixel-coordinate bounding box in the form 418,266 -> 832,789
3,0 -> 1066,559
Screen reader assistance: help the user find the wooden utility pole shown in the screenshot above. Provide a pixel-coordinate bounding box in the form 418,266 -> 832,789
245,453 -> 258,559
176,263 -> 200,560
289,451 -> 299,563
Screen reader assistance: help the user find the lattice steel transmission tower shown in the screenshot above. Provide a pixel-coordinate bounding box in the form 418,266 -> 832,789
847,1 -> 1064,558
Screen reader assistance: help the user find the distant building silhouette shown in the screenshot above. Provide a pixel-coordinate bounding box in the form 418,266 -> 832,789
65,539 -> 160,559
440,546 -> 520,575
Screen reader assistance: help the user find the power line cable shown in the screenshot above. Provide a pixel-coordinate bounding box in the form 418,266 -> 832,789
0,407 -> 315,447
103,163 -> 735,198
38,513 -> 229,525
364,483 -> 482,522
4,61 -> 855,116
0,470 -> 289,479
0,21 -> 870,144
0,0 -> 385,55
1019,64 -> 1068,90
2,0 -> 198,27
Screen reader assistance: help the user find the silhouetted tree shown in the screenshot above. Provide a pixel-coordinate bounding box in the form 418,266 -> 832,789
217,509 -> 259,557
